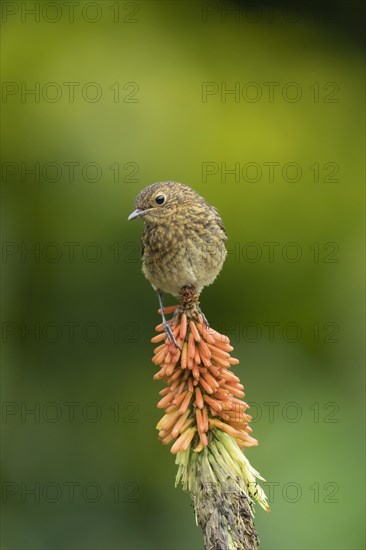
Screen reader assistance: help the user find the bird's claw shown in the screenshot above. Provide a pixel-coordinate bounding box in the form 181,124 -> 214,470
163,321 -> 181,350
198,308 -> 209,328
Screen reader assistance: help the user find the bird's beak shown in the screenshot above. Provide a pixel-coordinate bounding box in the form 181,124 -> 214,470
128,208 -> 144,221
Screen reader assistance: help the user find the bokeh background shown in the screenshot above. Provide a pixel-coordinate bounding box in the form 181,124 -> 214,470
1,1 -> 365,548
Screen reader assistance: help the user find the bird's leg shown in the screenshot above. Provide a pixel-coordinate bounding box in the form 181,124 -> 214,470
197,305 -> 209,328
156,290 -> 180,349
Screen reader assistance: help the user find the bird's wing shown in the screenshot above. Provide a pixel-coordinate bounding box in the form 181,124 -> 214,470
212,206 -> 227,238
217,216 -> 227,238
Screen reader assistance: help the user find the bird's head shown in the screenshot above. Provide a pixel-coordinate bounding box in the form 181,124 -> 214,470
128,181 -> 196,224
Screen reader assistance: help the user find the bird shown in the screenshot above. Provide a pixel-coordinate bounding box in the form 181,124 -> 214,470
128,181 -> 227,345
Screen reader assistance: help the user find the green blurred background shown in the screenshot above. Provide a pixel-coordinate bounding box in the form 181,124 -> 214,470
1,1 -> 365,548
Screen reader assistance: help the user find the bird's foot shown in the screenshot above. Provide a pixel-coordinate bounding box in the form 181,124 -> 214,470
197,306 -> 209,328
163,320 -> 181,350
156,290 -> 180,349
202,312 -> 210,328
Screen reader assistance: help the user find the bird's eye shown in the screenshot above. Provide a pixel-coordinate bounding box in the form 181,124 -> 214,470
155,194 -> 166,205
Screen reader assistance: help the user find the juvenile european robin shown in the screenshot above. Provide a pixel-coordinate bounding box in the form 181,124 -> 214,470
128,181 -> 227,344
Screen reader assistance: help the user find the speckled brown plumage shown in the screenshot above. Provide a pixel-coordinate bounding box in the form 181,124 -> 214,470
128,181 -> 227,297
